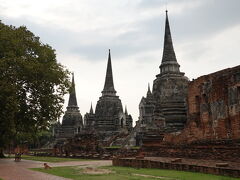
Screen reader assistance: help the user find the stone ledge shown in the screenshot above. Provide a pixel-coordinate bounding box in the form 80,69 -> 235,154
112,157 -> 240,178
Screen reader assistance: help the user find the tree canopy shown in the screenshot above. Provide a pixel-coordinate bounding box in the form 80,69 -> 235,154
0,21 -> 70,155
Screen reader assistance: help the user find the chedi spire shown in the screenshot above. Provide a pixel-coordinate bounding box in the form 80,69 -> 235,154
146,83 -> 154,100
159,10 -> 180,74
90,103 -> 94,114
102,49 -> 117,96
125,105 -> 128,115
68,73 -> 78,107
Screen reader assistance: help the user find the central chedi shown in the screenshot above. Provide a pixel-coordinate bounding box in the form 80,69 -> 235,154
152,11 -> 189,131
137,11 -> 189,136
84,49 -> 133,135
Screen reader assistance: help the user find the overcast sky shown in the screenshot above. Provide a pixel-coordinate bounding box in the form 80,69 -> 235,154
1,0 -> 240,123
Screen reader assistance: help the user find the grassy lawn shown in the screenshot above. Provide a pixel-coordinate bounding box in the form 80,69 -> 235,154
32,165 -> 239,180
21,155 -> 94,163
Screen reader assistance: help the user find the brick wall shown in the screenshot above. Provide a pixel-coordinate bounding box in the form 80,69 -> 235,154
165,65 -> 240,144
142,140 -> 240,162
113,158 -> 240,178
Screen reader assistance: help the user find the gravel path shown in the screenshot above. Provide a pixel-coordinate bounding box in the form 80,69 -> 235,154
0,158 -> 112,180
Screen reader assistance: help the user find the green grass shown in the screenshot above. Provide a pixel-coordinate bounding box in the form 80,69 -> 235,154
32,165 -> 239,180
21,155 -> 94,163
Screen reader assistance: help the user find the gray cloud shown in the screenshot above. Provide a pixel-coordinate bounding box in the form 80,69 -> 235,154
1,0 -> 240,63
138,0 -> 198,9
1,0 -> 240,121
138,0 -> 162,8
137,0 -> 240,41
173,0 -> 240,41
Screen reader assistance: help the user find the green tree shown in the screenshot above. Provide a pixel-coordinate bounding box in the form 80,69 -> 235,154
0,21 -> 70,157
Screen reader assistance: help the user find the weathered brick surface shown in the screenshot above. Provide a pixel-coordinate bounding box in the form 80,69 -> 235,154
139,66 -> 240,163
142,140 -> 240,162
52,132 -> 138,159
113,157 -> 240,178
165,65 -> 240,143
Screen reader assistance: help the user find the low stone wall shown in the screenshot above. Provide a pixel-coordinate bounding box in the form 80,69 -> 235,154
69,148 -> 138,159
113,158 -> 240,178
29,147 -> 139,160
141,139 -> 240,162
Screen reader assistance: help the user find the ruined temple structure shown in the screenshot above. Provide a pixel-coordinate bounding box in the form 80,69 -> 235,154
165,65 -> 240,144
138,11 -> 189,134
112,11 -> 240,178
83,103 -> 95,130
140,65 -> 240,162
125,10 -> 189,147
131,84 -> 165,146
53,74 -> 83,139
84,50 -> 133,143
152,11 -> 189,132
139,84 -> 156,126
139,84 -> 166,129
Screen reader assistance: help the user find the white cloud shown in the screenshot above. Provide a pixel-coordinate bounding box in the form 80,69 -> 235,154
138,0 -> 204,17
1,0 -> 240,124
58,49 -> 161,123
177,24 -> 240,80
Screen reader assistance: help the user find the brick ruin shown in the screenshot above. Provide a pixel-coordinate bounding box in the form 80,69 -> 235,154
114,65 -> 240,178
131,10 -> 189,147
53,74 -> 83,139
50,10 -> 240,178
113,157 -> 240,178
83,49 -> 133,144
52,50 -> 133,154
152,10 -> 188,132
140,66 -> 240,164
51,130 -> 138,159
165,65 -> 240,144
135,11 -> 240,161
113,11 -> 240,178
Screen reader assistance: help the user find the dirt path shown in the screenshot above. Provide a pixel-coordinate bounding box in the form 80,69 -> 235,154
0,158 -> 112,180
